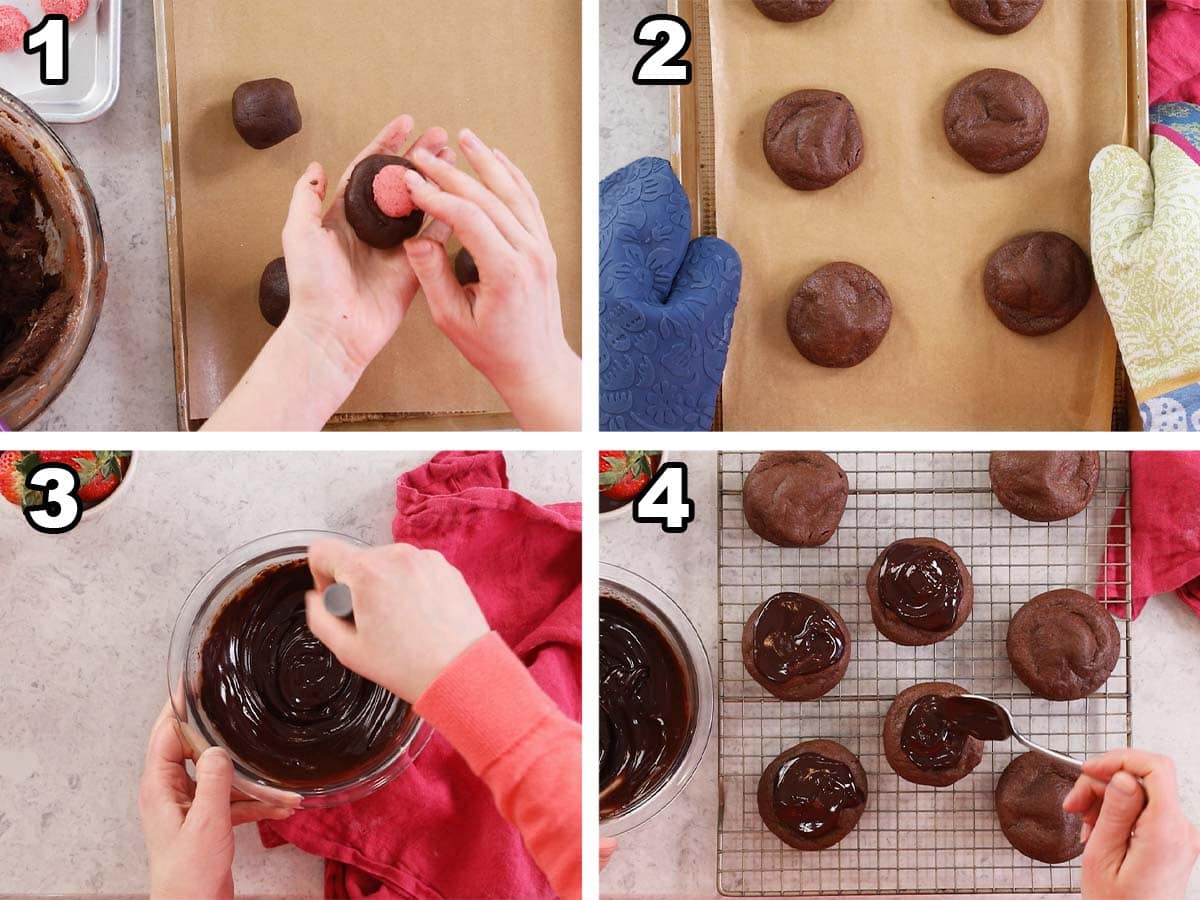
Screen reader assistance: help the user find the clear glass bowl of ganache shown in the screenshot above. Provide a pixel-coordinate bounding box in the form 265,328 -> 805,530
169,530 -> 429,809
599,562 -> 713,836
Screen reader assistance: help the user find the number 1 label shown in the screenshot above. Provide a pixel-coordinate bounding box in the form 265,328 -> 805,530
24,15 -> 69,87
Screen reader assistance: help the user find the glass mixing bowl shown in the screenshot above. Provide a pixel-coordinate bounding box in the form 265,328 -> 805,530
599,562 -> 713,836
169,530 -> 429,809
0,87 -> 106,430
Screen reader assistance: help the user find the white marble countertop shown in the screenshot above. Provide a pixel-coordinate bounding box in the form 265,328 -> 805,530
0,450 -> 579,896
600,451 -> 1200,899
601,0 -> 670,179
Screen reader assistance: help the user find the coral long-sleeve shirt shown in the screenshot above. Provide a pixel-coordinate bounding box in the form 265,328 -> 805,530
415,632 -> 582,900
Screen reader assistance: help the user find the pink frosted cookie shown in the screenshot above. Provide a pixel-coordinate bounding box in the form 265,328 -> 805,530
42,0 -> 89,22
372,164 -> 416,218
0,6 -> 29,53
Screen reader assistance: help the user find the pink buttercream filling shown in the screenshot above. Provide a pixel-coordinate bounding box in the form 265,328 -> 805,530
0,6 -> 29,53
41,0 -> 89,23
373,165 -> 416,218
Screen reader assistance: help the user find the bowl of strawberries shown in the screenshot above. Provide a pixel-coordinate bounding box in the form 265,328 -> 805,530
1,450 -> 134,523
599,450 -> 666,520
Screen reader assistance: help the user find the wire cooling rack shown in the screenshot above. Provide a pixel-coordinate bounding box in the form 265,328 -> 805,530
716,451 -> 1132,896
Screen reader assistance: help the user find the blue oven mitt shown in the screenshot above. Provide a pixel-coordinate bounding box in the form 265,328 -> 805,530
599,157 -> 742,431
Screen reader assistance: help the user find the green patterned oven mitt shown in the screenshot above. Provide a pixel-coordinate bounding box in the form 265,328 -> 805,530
1090,102 -> 1200,430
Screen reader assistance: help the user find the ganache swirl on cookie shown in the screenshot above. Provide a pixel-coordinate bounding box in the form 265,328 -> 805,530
751,592 -> 845,682
199,559 -> 408,787
599,594 -> 689,816
878,541 -> 962,630
772,752 -> 865,837
900,695 -> 968,770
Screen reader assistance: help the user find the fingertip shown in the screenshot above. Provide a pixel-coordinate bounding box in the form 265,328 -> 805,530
1111,771 -> 1139,796
1080,821 -> 1092,843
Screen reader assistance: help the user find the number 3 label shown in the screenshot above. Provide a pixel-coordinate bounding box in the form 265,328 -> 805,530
23,463 -> 82,535
634,462 -> 695,534
632,15 -> 692,86
24,15 -> 69,86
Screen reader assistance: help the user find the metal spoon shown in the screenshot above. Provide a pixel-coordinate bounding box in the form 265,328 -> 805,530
943,694 -> 1082,771
323,582 -> 354,621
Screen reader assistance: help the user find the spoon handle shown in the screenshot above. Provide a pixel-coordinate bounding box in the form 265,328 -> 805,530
1015,734 -> 1083,770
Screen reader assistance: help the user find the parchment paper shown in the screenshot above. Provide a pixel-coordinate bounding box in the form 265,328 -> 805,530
164,0 -> 581,424
709,0 -> 1131,430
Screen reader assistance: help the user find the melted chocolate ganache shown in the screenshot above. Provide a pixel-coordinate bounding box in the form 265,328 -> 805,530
751,592 -> 844,681
877,541 -> 963,631
772,752 -> 865,837
599,593 -> 690,816
900,695 -> 968,770
199,559 -> 408,787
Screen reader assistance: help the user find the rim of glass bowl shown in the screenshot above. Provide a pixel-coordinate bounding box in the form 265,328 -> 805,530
169,529 -> 430,808
0,87 -> 106,430
599,561 -> 714,837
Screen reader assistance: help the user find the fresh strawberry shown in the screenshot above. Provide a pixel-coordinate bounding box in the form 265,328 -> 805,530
36,450 -> 131,505
0,450 -> 40,506
599,451 -> 659,501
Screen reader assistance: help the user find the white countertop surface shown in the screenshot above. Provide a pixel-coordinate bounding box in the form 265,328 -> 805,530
600,451 -> 1200,900
601,0 -> 671,179
0,450 -> 580,896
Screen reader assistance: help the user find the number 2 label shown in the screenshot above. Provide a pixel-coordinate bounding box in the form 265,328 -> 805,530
24,15 -> 69,87
634,462 -> 695,534
632,15 -> 692,86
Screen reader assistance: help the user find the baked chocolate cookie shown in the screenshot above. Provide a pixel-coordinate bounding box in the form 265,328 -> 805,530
1007,589 -> 1120,700
454,248 -> 479,285
232,78 -> 302,150
758,739 -> 867,850
742,452 -> 849,547
764,90 -> 863,191
943,68 -> 1048,174
984,232 -> 1093,336
996,752 -> 1085,863
787,262 -> 892,368
742,592 -> 851,700
258,257 -> 289,327
345,155 -> 426,249
949,0 -> 1043,34
752,0 -> 834,22
989,451 -> 1100,522
883,682 -> 984,786
868,538 -> 973,645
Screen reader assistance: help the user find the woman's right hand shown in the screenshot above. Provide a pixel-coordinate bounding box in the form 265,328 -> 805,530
1063,749 -> 1200,900
304,540 -> 490,701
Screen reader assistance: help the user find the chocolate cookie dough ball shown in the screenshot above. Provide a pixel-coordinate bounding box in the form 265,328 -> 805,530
868,538 -> 973,646
752,0 -> 834,22
1007,589 -> 1120,700
345,155 -> 426,250
788,262 -> 892,368
742,451 -> 849,547
989,451 -> 1100,522
232,78 -> 302,150
949,0 -> 1043,34
944,69 -> 1048,173
883,682 -> 984,787
996,752 -> 1085,863
742,592 -> 850,700
258,257 -> 289,327
758,739 -> 867,850
984,232 -> 1093,336
764,90 -> 863,191
454,248 -> 479,285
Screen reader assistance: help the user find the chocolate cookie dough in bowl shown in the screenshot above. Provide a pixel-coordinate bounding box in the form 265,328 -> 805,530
0,89 -> 106,429
600,563 -> 713,836
169,531 -> 428,809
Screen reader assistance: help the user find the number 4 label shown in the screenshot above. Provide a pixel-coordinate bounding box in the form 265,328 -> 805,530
24,15 -> 69,87
633,462 -> 695,534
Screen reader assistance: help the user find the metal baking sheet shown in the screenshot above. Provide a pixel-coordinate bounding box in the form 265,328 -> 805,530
715,451 -> 1133,895
0,0 -> 120,123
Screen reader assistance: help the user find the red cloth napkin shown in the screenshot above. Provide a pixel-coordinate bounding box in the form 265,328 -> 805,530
260,451 -> 582,899
1099,452 -> 1200,619
1149,0 -> 1200,105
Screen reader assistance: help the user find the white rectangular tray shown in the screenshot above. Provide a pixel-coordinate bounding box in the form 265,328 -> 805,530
0,0 -> 120,123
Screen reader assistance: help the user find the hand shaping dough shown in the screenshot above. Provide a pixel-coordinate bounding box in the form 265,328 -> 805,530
345,155 -> 426,250
232,78 -> 302,150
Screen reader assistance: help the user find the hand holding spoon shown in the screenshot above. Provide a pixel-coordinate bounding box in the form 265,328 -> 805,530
942,693 -> 1082,771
